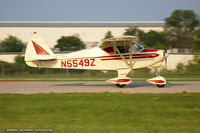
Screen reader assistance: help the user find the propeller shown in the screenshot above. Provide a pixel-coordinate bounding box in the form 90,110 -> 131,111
163,42 -> 168,69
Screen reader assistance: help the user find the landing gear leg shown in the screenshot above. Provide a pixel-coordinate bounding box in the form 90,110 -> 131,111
146,67 -> 166,88
156,68 -> 166,87
116,84 -> 126,88
156,68 -> 160,77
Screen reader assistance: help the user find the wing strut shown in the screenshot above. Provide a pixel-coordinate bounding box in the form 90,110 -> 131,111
112,42 -> 130,68
112,41 -> 135,69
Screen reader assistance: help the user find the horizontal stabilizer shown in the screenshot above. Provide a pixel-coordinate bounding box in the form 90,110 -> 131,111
32,55 -> 56,61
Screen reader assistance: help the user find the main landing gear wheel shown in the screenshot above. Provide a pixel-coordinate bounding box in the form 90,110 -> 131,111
116,84 -> 126,88
156,84 -> 165,88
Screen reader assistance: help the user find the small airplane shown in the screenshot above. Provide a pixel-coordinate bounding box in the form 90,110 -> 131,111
25,32 -> 169,88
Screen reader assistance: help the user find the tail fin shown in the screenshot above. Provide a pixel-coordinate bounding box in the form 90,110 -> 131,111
25,32 -> 56,62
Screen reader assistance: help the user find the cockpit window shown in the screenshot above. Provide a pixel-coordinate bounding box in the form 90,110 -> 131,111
116,45 -> 130,54
114,43 -> 144,54
134,42 -> 144,52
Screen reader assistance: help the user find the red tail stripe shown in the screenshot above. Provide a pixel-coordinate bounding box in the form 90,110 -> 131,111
32,40 -> 49,55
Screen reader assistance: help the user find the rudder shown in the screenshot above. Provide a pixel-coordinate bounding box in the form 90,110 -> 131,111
25,32 -> 56,67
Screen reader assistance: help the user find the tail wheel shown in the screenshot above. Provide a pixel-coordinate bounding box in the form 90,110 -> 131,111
156,84 -> 165,88
116,84 -> 126,88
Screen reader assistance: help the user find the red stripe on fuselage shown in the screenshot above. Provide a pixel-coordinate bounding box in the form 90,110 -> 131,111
25,53 -> 159,62
100,53 -> 159,61
57,53 -> 159,60
140,49 -> 158,52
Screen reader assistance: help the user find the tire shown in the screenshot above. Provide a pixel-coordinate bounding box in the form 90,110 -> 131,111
156,84 -> 165,88
116,84 -> 126,88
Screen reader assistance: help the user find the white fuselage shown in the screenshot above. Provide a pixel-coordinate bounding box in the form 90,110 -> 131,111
26,46 -> 164,70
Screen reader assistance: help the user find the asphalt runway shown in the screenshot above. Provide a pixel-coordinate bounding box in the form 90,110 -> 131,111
0,81 -> 200,94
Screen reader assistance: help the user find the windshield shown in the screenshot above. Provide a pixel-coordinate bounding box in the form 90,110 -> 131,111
134,42 -> 144,52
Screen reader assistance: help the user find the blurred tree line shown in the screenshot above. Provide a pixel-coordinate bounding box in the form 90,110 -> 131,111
54,36 -> 85,51
0,9 -> 199,53
0,55 -> 88,76
104,9 -> 200,53
176,55 -> 200,75
0,36 -> 25,52
0,36 -> 85,52
0,9 -> 199,76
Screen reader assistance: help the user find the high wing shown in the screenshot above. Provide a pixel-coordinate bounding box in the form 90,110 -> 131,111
99,36 -> 138,53
99,36 -> 138,68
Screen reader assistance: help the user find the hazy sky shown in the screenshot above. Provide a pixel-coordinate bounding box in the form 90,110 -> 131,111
0,0 -> 199,21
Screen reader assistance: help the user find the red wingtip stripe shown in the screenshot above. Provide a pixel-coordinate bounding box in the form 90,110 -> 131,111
147,80 -> 165,83
32,40 -> 49,55
109,79 -> 131,83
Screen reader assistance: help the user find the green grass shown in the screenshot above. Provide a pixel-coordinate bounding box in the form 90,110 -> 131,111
0,93 -> 200,133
